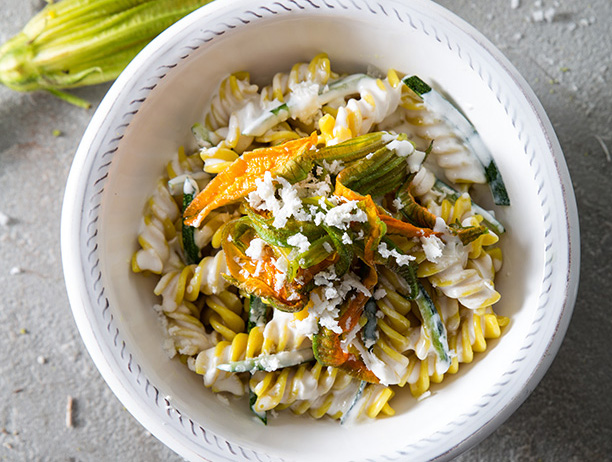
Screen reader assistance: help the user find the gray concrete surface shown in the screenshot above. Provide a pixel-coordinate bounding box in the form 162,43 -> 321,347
0,0 -> 610,460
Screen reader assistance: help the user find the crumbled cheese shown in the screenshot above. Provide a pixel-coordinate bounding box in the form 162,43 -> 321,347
274,272 -> 286,292
273,256 -> 289,275
421,235 -> 445,262
287,233 -> 310,254
296,172 -> 332,198
297,268 -> 373,337
377,242 -> 415,266
273,257 -> 289,291
245,238 -> 266,260
324,286 -> 339,300
373,288 -> 387,300
387,138 -> 415,157
324,200 -> 368,230
322,241 -> 334,253
339,272 -> 372,298
309,289 -> 342,334
314,266 -> 338,286
341,232 -> 352,245
247,172 -> 308,228
392,197 -> 404,211
341,321 -> 363,352
314,211 -> 326,226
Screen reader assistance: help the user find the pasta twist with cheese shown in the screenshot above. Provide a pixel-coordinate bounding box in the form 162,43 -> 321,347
191,310 -> 309,394
319,70 -> 402,145
259,53 -> 335,103
162,300 -> 218,357
132,179 -> 183,275
398,88 -> 486,185
206,72 -> 259,131
289,374 -> 395,421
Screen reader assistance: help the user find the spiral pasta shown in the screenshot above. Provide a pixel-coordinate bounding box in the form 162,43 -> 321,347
395,87 -> 487,185
133,55 -> 510,423
191,310 -> 309,394
132,179 -> 183,275
319,69 -> 402,145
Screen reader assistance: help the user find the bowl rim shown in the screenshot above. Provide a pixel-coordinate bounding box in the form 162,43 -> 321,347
61,0 -> 580,461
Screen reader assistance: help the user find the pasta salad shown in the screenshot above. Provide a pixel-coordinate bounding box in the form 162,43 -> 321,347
132,54 -> 510,424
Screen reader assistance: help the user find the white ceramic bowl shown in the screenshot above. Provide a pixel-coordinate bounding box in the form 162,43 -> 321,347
61,1 -> 580,461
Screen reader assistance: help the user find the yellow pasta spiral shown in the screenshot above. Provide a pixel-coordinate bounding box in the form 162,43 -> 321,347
289,374 -> 395,421
398,86 -> 486,185
153,250 -> 230,313
206,71 -> 258,131
164,300 -> 218,357
451,307 -> 508,365
132,179 -> 182,275
418,245 -> 501,310
166,145 -> 204,179
201,290 -> 246,341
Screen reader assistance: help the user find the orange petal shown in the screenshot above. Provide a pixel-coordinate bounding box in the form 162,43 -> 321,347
184,133 -> 318,227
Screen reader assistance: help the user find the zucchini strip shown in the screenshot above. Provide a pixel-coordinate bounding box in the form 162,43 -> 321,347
217,349 -> 314,373
340,380 -> 366,425
362,298 -> 379,349
378,239 -> 450,373
181,177 -> 200,265
248,296 -> 270,424
414,284 -> 451,375
402,75 -> 510,206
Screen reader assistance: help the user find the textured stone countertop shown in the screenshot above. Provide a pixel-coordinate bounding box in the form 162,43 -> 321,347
0,1 -> 610,461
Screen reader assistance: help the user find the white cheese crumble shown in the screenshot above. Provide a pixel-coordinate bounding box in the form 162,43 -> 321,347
377,242 -> 415,266
341,232 -> 352,245
245,238 -> 266,260
323,200 -> 368,230
387,138 -> 415,157
421,235 -> 445,263
295,267 -> 373,337
287,233 -> 310,254
247,172 -> 308,228
373,288 -> 387,300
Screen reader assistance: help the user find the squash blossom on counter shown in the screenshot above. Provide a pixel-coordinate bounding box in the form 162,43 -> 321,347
0,0 -> 214,108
